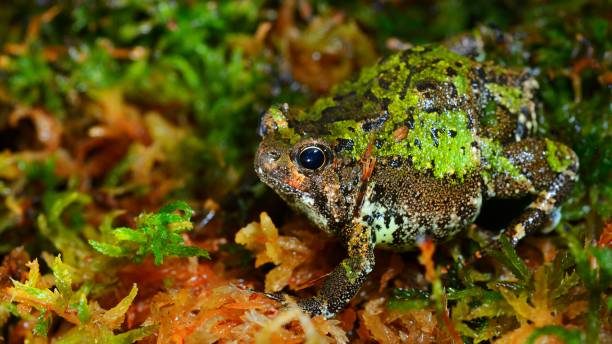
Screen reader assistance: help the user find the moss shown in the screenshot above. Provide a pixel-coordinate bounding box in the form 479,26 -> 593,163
267,105 -> 301,144
341,260 -> 361,284
485,83 -> 526,114
545,139 -> 575,173
0,1 -> 610,342
453,74 -> 468,96
302,97 -> 336,122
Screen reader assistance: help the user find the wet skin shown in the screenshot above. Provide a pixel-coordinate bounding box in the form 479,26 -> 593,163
254,45 -> 578,317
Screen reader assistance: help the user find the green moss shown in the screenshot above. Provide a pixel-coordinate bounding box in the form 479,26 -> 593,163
89,201 -> 209,265
341,259 -> 361,284
327,119 -> 372,158
308,46 -> 489,179
482,100 -> 498,127
386,288 -> 430,311
303,97 -> 336,122
453,74 -> 468,96
266,105 -> 301,144
485,83 -> 525,114
545,139 -> 575,173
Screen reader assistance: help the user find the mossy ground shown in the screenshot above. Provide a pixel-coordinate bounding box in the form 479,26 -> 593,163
0,1 -> 609,343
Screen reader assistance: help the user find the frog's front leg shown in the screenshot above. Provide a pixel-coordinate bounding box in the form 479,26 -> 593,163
298,222 -> 375,317
490,138 -> 579,245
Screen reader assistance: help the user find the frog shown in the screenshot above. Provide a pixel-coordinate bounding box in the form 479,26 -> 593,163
254,45 -> 579,317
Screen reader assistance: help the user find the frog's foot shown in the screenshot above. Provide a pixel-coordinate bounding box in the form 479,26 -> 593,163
297,253 -> 374,318
490,138 -> 579,245
263,291 -> 287,303
262,292 -> 332,317
260,252 -> 373,318
264,292 -> 328,316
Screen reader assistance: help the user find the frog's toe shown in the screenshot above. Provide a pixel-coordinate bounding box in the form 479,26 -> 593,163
264,292 -> 329,317
263,291 -> 286,303
297,297 -> 328,317
541,208 -> 561,234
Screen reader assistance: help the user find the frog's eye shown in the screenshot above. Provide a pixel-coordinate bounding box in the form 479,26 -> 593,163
298,146 -> 327,170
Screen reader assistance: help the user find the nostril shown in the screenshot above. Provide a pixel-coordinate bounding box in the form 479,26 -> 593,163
266,150 -> 281,161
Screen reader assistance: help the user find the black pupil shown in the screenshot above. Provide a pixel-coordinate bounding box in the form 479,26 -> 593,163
299,147 -> 325,170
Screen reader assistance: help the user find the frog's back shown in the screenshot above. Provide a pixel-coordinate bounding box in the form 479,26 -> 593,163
293,45 -> 538,179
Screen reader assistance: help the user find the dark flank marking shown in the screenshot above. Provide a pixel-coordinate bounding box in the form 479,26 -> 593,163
395,215 -> 404,226
520,106 -> 530,117
516,122 -> 526,139
467,115 -> 474,129
381,98 -> 392,112
430,128 -> 439,147
414,138 -> 422,149
497,74 -> 508,84
471,78 -> 480,92
425,105 -> 441,113
455,61 -> 463,68
333,90 -> 356,101
362,215 -> 374,225
362,111 -> 390,132
471,141 -> 479,148
348,126 -> 356,132
378,77 -> 391,90
335,138 -> 354,153
392,225 -> 404,245
406,113 -> 415,129
449,83 -> 458,99
399,66 -> 415,100
474,67 -> 486,81
446,67 -> 457,77
449,129 -> 457,137
364,89 -> 379,103
375,139 -> 384,149
415,79 -> 438,92
318,105 -> 365,124
406,155 -> 413,166
383,213 -> 392,228
321,106 -> 339,117
389,158 -> 402,168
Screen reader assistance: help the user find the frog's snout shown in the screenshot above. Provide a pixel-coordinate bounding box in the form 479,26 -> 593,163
258,145 -> 281,165
254,141 -> 284,181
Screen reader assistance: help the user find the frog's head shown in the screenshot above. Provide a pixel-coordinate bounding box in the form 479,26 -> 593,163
255,104 -> 357,235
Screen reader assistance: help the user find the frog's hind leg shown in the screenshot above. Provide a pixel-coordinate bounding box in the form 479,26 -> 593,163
489,138 -> 579,245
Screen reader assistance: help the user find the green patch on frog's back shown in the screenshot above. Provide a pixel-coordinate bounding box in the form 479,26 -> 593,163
301,46 -> 475,122
289,45 -> 532,180
545,138 -> 576,173
485,83 -> 526,114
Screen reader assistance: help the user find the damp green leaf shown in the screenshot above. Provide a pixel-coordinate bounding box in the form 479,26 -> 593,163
90,201 -> 209,265
387,288 -> 431,311
33,309 -> 51,337
102,284 -> 138,329
52,255 -> 73,303
525,325 -> 584,344
489,236 -> 530,282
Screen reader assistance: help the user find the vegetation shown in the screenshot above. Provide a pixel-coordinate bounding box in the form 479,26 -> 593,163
0,1 -> 609,342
